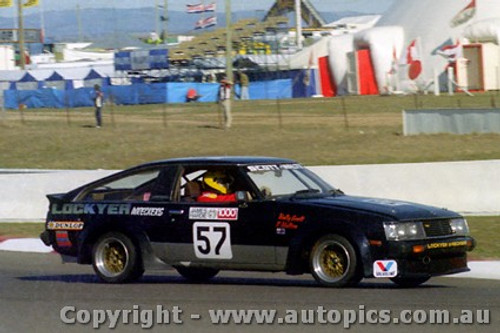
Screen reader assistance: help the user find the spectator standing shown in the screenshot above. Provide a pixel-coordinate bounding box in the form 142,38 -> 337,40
238,70 -> 250,100
218,78 -> 232,129
93,84 -> 104,128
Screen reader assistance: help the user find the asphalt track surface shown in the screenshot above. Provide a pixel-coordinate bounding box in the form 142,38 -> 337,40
0,252 -> 498,333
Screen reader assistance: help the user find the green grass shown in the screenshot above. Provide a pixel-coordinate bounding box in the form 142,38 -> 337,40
467,216 -> 500,260
0,93 -> 499,259
1,217 -> 497,259
1,93 -> 500,169
0,223 -> 44,239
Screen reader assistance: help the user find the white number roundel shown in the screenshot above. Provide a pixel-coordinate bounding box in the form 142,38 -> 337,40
193,222 -> 232,259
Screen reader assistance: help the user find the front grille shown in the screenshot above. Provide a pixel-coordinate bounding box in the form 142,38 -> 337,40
423,220 -> 453,237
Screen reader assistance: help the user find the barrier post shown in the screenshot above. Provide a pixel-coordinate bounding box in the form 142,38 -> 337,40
276,98 -> 283,129
64,92 -> 71,126
341,97 -> 349,129
109,93 -> 116,128
162,102 -> 168,128
18,103 -> 25,124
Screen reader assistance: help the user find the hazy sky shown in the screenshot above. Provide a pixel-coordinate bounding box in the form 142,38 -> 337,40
15,0 -> 394,14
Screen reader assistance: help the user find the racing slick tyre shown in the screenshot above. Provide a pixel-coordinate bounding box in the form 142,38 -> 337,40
92,232 -> 144,283
310,234 -> 361,288
175,266 -> 219,282
390,277 -> 430,288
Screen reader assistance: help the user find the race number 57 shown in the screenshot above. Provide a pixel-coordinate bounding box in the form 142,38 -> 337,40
193,222 -> 232,259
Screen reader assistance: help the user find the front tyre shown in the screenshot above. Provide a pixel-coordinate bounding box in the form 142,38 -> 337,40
92,232 -> 144,283
310,234 -> 361,287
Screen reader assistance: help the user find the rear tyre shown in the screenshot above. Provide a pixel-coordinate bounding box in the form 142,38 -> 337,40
390,277 -> 430,288
92,232 -> 144,283
175,266 -> 219,282
310,234 -> 361,287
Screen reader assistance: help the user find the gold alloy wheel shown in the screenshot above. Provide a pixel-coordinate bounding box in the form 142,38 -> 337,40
95,237 -> 130,278
320,246 -> 347,278
311,236 -> 353,285
103,242 -> 126,274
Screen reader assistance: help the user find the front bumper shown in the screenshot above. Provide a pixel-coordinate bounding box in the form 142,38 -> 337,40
376,236 -> 475,278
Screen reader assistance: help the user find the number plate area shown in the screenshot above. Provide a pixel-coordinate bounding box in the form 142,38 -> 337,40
193,222 -> 233,259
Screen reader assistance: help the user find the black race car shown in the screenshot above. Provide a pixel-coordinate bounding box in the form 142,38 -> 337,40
40,156 -> 475,287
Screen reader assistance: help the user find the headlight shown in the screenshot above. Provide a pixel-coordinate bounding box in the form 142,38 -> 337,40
450,218 -> 469,236
383,221 -> 425,241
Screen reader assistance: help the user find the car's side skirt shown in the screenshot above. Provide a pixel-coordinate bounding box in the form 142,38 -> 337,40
151,242 -> 288,271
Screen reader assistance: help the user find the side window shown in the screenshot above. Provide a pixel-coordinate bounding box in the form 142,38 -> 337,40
178,166 -> 255,202
77,169 -> 161,202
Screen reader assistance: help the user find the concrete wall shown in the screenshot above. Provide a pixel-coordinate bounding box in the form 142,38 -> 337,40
310,160 -> 500,216
403,109 -> 500,135
1,160 -> 499,222
0,169 -> 116,222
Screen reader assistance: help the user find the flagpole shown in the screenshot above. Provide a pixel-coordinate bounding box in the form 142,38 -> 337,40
225,0 -> 233,82
39,0 -> 45,43
76,2 -> 82,41
155,0 -> 159,37
225,0 -> 232,128
163,0 -> 168,44
17,0 -> 26,69
295,0 -> 302,50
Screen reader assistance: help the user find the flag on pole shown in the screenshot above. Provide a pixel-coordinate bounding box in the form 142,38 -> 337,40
204,2 -> 216,12
401,39 -> 422,80
194,16 -> 217,29
450,0 -> 476,28
187,3 -> 205,13
437,39 -> 463,63
0,0 -> 13,8
187,2 -> 216,13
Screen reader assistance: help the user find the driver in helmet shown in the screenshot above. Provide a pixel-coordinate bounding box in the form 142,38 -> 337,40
197,170 -> 237,202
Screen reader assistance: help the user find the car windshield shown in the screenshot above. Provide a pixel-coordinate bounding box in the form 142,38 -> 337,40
244,163 -> 337,199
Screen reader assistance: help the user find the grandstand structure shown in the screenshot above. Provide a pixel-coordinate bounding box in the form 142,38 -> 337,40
169,0 -> 328,66
169,16 -> 290,65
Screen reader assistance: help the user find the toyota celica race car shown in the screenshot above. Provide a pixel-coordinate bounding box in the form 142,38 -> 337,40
40,156 -> 475,287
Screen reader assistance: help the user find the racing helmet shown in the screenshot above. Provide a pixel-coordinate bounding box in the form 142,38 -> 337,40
203,171 -> 233,194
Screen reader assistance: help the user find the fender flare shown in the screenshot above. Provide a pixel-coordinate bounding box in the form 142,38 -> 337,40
77,222 -> 155,268
285,221 -> 374,277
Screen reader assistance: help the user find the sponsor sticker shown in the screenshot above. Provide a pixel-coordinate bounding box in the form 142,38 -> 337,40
426,240 -> 467,250
189,207 -> 238,221
130,207 -> 164,217
275,212 -> 306,230
373,260 -> 398,278
48,221 -> 84,231
247,164 -> 303,172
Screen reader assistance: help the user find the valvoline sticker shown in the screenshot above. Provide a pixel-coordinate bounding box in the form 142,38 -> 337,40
373,260 -> 398,278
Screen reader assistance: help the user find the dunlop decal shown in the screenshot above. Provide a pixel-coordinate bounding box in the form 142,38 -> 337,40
48,221 -> 84,231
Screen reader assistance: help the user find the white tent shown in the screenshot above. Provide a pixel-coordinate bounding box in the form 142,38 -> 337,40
327,0 -> 500,94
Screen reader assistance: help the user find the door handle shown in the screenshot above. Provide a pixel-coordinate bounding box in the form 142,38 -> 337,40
169,209 -> 184,216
